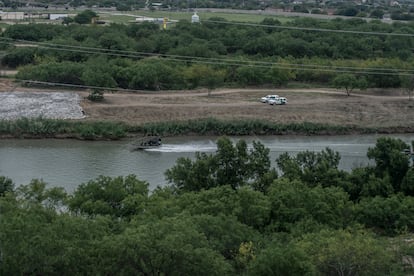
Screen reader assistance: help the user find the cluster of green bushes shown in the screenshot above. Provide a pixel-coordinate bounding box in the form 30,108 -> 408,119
0,117 -> 371,138
1,136 -> 414,274
1,18 -> 414,90
135,118 -> 362,135
0,118 -> 128,139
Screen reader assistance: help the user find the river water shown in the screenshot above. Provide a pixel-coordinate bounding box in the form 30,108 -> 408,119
1,134 -> 413,192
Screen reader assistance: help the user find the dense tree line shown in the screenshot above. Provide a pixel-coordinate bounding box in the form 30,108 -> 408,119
1,17 -> 414,90
1,137 -> 414,274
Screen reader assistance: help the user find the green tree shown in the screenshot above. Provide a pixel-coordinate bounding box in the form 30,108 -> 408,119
268,178 -> 352,232
3,24 -> 61,41
336,7 -> 359,16
74,10 -> 97,24
234,66 -> 267,86
183,64 -> 225,92
1,47 -> 38,68
356,195 -> 414,235
276,148 -> 346,188
62,16 -> 74,25
400,74 -> 414,101
268,66 -> 295,87
16,62 -> 85,84
0,184 -> 109,275
370,9 -> 385,19
401,169 -> 414,196
98,216 -> 233,275
367,137 -> 410,192
332,73 -> 368,96
298,228 -> 395,275
248,242 -> 315,275
16,179 -> 68,210
0,176 -> 14,196
165,137 -> 275,192
168,184 -> 271,229
128,60 -> 177,90
82,68 -> 117,89
68,175 -> 149,218
126,22 -> 159,39
190,214 -> 259,260
360,173 -> 394,198
205,68 -> 226,96
98,32 -> 134,50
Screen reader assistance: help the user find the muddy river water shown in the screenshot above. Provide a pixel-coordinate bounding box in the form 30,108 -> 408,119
1,134 -> 413,192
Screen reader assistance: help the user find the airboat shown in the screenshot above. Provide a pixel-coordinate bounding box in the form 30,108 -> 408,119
131,136 -> 162,150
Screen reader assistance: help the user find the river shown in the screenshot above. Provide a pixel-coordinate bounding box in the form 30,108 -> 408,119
1,134 -> 413,192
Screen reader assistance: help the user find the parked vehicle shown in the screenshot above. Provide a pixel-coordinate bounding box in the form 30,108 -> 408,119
268,97 -> 287,105
260,95 -> 279,103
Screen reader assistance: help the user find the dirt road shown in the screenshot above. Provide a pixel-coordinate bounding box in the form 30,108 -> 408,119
78,87 -> 414,130
0,78 -> 411,130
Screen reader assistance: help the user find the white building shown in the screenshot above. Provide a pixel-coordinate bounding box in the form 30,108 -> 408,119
191,12 -> 199,23
49,14 -> 69,20
0,11 -> 24,20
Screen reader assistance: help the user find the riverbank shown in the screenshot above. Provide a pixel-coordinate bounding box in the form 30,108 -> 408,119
1,117 -> 414,140
0,80 -> 413,138
79,87 -> 414,134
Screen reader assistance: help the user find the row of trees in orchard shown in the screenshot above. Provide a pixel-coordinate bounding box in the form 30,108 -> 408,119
1,137 -> 414,274
1,17 -> 414,90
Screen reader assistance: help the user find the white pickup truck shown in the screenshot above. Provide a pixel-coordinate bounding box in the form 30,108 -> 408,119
260,95 -> 279,103
268,97 -> 288,105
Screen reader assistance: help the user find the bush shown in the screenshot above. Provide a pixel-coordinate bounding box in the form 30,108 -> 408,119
87,89 -> 104,102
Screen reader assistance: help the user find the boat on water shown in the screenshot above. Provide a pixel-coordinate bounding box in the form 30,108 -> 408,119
131,136 -> 162,150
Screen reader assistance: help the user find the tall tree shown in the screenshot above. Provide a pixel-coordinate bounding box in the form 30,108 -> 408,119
367,137 -> 410,192
298,228 -> 395,275
98,216 -> 233,275
0,176 -> 13,196
276,148 -> 346,188
68,175 -> 149,218
165,137 -> 275,192
74,10 -> 97,24
332,74 -> 368,96
400,74 -> 414,101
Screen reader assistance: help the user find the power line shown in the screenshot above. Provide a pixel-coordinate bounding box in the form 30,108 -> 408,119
1,37 -> 413,76
16,79 -> 145,93
203,20 -> 414,37
12,79 -> 414,118
6,37 -> 414,73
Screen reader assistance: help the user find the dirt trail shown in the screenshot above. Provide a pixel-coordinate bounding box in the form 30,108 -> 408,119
79,88 -> 413,129
1,79 -> 412,130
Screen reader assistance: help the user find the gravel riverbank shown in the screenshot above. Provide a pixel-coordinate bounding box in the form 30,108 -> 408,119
0,91 -> 85,120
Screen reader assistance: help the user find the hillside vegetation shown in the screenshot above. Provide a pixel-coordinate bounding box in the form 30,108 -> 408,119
1,16 -> 413,92
1,136 -> 414,274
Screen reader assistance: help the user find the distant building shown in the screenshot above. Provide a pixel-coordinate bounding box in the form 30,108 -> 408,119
49,14 -> 68,20
151,2 -> 163,9
135,16 -> 163,23
0,11 -> 24,20
390,0 -> 400,6
191,12 -> 199,23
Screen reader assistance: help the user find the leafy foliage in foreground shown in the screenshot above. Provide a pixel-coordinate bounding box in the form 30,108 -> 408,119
1,136 -> 414,275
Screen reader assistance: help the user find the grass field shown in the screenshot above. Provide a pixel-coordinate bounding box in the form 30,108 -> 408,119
98,10 -> 292,24
0,8 -> 292,25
